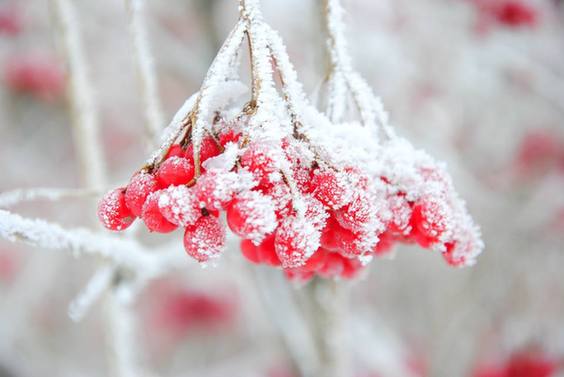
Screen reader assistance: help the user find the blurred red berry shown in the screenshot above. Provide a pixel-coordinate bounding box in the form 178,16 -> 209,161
4,55 -> 65,100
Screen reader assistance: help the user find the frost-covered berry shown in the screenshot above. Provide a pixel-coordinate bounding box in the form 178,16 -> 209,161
274,216 -> 320,268
320,216 -> 342,251
125,171 -> 159,217
311,170 -> 352,210
387,194 -> 412,234
185,136 -> 221,164
334,193 -> 373,232
262,183 -> 292,219
183,216 -> 225,263
158,185 -> 201,226
303,194 -> 329,230
98,188 -> 135,231
218,129 -> 241,146
193,169 -> 241,212
141,191 -> 178,233
156,156 -> 195,187
240,143 -> 279,188
226,191 -> 277,244
410,197 -> 450,247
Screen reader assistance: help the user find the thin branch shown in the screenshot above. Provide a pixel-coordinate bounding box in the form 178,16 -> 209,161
0,187 -> 100,209
0,209 -> 163,273
50,0 -> 107,188
124,0 -> 165,148
69,265 -> 116,322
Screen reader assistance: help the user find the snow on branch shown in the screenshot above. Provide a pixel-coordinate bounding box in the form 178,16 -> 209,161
125,0 -> 164,148
0,209 -> 160,272
50,0 -> 107,188
0,188 -> 99,208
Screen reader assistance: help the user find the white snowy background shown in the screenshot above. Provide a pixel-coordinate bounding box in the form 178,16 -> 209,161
0,0 -> 563,376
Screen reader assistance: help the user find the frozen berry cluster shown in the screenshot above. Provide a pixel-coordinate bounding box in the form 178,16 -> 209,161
98,113 -> 482,282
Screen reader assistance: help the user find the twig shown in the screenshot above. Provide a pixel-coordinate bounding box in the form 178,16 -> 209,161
125,0 -> 165,148
0,187 -> 100,208
50,0 -> 107,188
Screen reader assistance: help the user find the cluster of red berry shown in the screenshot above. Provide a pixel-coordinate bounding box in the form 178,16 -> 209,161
98,115 -> 482,282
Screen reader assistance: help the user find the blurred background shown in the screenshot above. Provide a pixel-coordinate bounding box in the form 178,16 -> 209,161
0,0 -> 563,376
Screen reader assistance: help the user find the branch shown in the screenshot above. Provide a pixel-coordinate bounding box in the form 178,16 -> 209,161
0,187 -> 99,208
0,209 -> 165,273
125,0 -> 164,148
50,0 -> 107,188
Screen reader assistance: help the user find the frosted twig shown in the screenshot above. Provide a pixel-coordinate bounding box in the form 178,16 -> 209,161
191,20 -> 247,177
106,287 -> 139,377
321,0 -> 394,139
50,0 -> 107,188
125,0 -> 164,148
0,209 -> 160,273
309,278 -> 349,377
69,265 -> 116,322
0,187 -> 100,208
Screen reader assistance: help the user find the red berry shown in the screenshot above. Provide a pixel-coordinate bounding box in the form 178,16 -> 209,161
311,170 -> 352,210
334,193 -> 373,232
183,216 -> 225,263
185,136 -> 221,164
158,185 -> 201,226
317,253 -> 345,279
387,194 -> 412,234
141,191 -> 178,233
0,7 -> 22,36
320,216 -> 342,251
341,257 -> 364,279
410,197 -> 450,247
218,129 -> 241,146
193,169 -> 240,212
302,248 -> 328,272
274,217 -> 320,268
226,191 -> 277,244
495,1 -> 538,28
303,195 -> 329,230
125,171 -> 159,217
4,55 -> 65,101
256,234 -> 281,266
261,183 -> 292,219
505,352 -> 556,377
98,188 -> 135,231
165,144 -> 185,159
240,239 -> 260,264
284,268 -> 315,283
240,143 -> 279,188
156,156 -> 195,187
373,231 -> 395,256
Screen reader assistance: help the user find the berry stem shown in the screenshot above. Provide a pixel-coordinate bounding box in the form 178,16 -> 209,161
308,277 -> 350,377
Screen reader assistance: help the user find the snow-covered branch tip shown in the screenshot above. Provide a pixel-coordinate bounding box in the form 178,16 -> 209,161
0,187 -> 100,209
